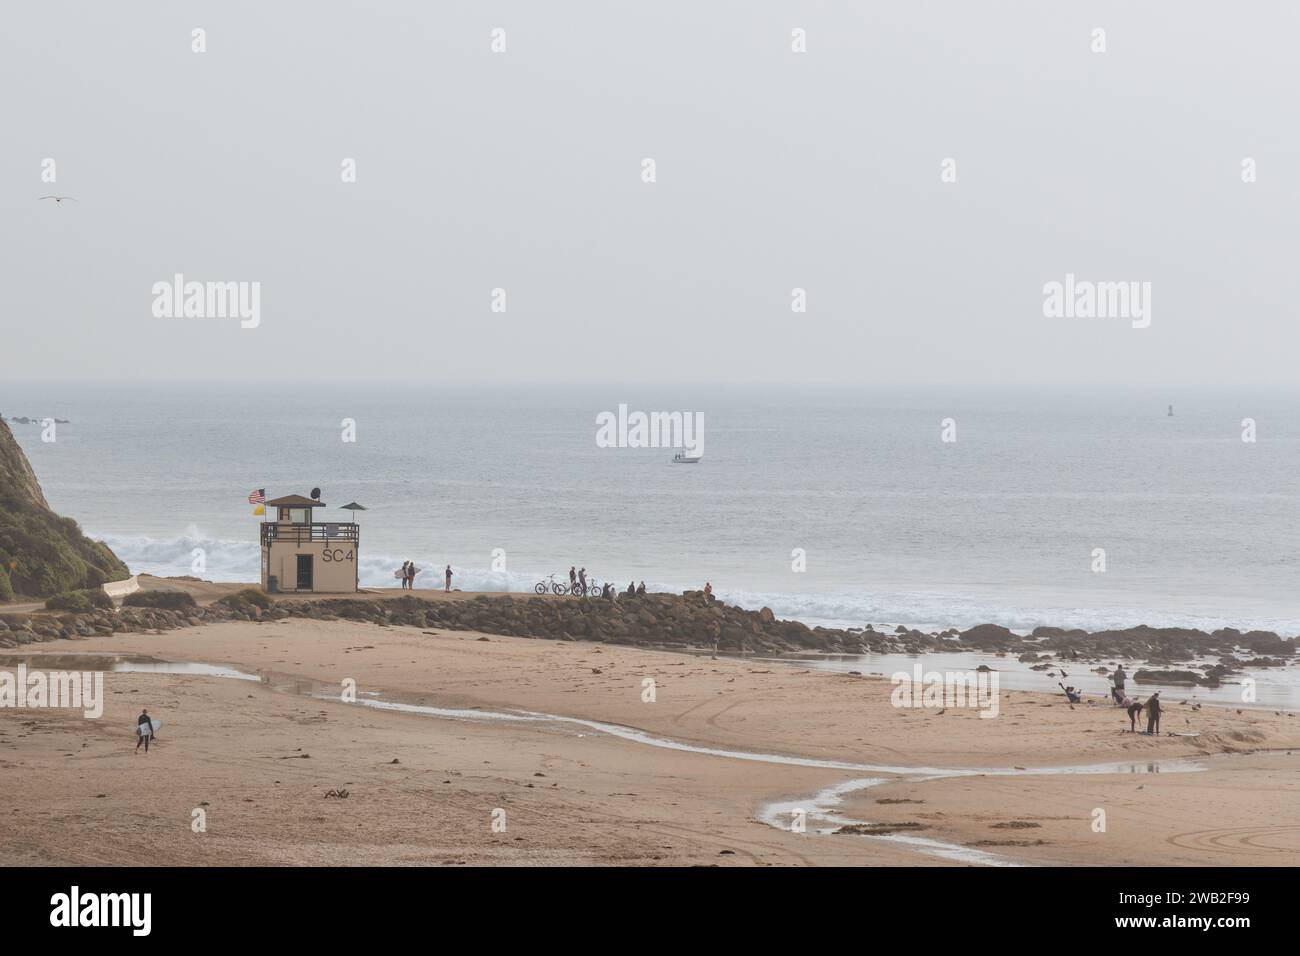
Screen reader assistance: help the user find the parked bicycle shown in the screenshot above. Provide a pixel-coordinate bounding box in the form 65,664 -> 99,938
534,573 -> 568,595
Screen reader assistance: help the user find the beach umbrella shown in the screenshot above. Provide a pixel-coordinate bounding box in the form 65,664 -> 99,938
339,501 -> 367,524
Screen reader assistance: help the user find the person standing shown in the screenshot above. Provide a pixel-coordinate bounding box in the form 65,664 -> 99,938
578,567 -> 587,596
1145,692 -> 1161,735
569,566 -> 577,592
399,560 -> 410,590
135,709 -> 154,754
444,564 -> 453,592
1112,665 -> 1127,705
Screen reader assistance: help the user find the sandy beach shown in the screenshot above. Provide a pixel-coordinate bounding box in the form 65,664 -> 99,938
3,588 -> 1298,867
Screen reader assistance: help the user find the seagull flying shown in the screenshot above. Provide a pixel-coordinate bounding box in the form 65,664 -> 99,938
38,195 -> 78,203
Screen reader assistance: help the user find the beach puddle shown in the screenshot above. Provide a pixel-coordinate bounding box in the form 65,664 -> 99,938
0,653 -> 262,683
111,661 -> 262,682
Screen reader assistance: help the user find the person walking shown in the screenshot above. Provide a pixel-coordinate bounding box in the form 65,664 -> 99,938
1145,692 -> 1162,735
134,709 -> 154,754
1111,665 -> 1127,705
444,564 -> 453,592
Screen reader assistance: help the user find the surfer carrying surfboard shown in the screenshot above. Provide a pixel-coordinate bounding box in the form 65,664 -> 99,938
134,709 -> 156,754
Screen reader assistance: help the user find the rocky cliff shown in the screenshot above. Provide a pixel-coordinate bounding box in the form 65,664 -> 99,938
0,416 -> 129,599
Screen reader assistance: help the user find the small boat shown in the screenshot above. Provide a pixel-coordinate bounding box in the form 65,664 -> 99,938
1167,404 -> 1174,417
672,452 -> 702,464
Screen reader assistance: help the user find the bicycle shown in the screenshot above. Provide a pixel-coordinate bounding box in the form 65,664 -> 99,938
535,573 -> 568,595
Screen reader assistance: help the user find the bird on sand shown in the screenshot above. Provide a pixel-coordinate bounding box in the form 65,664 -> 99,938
38,195 -> 78,203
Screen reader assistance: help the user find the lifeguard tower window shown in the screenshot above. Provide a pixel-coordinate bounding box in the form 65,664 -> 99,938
296,555 -> 314,591
281,507 -> 311,523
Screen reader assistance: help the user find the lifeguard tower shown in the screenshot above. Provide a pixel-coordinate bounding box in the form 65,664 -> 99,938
259,493 -> 359,593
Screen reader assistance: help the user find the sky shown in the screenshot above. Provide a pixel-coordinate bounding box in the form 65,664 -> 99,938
2,1 -> 1297,385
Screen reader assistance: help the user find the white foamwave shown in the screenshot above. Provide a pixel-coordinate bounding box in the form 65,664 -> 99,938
94,527 -> 1300,637
96,526 -> 260,581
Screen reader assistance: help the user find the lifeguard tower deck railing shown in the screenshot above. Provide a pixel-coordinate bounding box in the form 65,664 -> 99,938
260,522 -> 359,546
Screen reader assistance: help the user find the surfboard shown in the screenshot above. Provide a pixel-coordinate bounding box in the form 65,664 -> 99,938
393,567 -> 421,579
136,719 -> 162,737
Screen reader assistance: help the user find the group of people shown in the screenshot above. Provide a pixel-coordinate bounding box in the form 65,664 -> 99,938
564,567 -> 655,598
568,566 -> 587,594
1056,665 -> 1164,734
1111,665 -> 1163,734
398,561 -> 454,592
566,566 -> 648,599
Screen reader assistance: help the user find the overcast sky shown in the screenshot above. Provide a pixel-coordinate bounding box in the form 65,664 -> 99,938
2,1 -> 1297,385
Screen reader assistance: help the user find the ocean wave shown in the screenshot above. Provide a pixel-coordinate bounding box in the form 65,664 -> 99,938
95,527 -> 260,580
93,527 -> 1300,638
708,586 -> 1300,638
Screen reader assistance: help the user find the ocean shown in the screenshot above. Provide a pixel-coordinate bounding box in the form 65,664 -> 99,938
4,382 -> 1299,637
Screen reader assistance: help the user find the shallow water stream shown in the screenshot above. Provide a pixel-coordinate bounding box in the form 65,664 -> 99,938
4,652 -> 1224,865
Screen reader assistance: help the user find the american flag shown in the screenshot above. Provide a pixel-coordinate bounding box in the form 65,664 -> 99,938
247,488 -> 265,504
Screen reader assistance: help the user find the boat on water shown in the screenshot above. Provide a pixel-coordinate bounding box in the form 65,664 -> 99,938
672,452 -> 702,464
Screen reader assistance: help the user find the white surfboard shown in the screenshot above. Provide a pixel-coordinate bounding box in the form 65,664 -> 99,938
394,567 -> 421,579
136,719 -> 162,737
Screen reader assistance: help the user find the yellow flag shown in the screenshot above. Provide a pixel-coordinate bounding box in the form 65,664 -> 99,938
253,505 -> 265,516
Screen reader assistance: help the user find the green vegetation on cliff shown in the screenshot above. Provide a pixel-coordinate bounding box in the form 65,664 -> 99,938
0,417 -> 129,599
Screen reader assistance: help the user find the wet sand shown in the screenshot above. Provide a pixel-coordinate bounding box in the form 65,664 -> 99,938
2,613 -> 1298,866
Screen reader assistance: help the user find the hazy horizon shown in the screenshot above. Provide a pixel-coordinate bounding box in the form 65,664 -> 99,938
4,1 -> 1298,386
